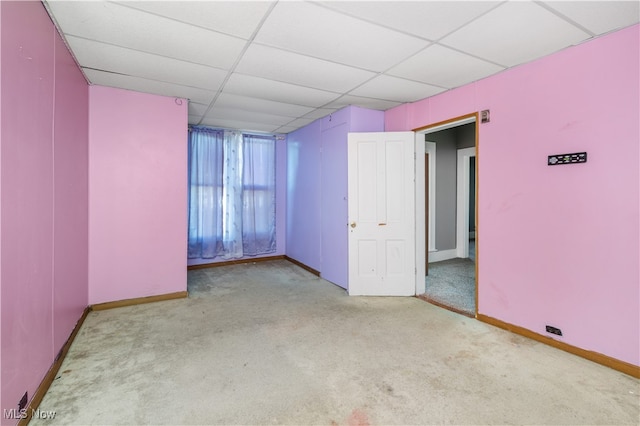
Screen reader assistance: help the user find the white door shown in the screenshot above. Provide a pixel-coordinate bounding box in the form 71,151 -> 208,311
347,132 -> 415,296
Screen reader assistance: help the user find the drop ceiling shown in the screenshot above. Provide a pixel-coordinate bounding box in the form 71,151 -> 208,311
43,1 -> 639,134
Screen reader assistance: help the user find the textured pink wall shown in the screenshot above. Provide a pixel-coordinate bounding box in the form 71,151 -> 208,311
52,31 -> 89,353
0,0 -> 3,410
88,86 -> 187,304
386,25 -> 639,366
1,1 -> 88,422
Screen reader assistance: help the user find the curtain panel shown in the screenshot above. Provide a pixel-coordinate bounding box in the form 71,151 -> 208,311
188,127 -> 276,260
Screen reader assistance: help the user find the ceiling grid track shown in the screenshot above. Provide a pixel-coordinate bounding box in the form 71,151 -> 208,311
196,1 -> 279,127
42,0 -> 639,134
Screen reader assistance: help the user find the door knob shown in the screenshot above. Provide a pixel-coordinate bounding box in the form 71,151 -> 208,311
350,222 -> 357,228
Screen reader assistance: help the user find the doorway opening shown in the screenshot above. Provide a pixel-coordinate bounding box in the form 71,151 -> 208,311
414,114 -> 478,317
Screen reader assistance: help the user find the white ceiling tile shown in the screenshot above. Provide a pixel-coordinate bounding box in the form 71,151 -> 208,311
280,118 -> 316,129
349,75 -> 445,103
45,0 -> 635,135
324,95 -> 403,111
199,117 -> 280,133
189,102 -> 209,117
441,2 -> 591,67
320,1 -> 501,40
68,37 -> 226,91
119,1 -> 275,39
206,107 -> 294,127
302,108 -> 340,120
236,44 -> 376,93
273,125 -> 301,134
188,115 -> 203,125
254,1 -> 428,72
215,93 -> 315,118
224,74 -> 341,108
83,69 -> 215,105
47,1 -> 245,69
541,1 -> 640,35
388,44 -> 505,89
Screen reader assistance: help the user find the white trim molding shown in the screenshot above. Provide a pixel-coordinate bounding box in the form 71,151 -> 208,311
456,147 -> 476,259
414,134 -> 426,295
425,141 -> 436,252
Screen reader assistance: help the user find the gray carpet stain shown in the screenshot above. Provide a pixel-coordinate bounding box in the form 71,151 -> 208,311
426,256 -> 475,316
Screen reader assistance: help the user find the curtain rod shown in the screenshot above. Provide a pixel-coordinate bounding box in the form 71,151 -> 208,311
188,125 -> 285,139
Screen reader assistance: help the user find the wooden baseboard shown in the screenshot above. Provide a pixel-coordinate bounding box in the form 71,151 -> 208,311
18,306 -> 90,426
477,313 -> 640,379
187,255 -> 286,270
90,291 -> 188,311
416,295 -> 475,318
187,255 -> 321,278
284,256 -> 321,277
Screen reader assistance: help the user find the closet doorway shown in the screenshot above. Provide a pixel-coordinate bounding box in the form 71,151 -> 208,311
415,114 -> 478,317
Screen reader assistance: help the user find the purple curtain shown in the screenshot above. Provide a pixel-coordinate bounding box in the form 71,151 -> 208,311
188,127 -> 276,259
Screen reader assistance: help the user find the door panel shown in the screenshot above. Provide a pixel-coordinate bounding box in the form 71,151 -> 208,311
348,132 -> 415,296
320,122 -> 349,288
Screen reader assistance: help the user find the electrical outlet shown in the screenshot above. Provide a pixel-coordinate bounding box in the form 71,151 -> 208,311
19,391 -> 28,411
546,325 -> 563,336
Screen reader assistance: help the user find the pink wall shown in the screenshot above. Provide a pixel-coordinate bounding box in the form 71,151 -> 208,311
53,30 -> 90,353
0,0 -> 3,409
88,86 -> 187,304
386,25 -> 639,366
1,1 -> 89,422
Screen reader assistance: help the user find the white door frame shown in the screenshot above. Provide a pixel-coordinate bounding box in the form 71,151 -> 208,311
415,135 -> 426,294
456,147 -> 476,258
425,142 -> 436,253
414,115 -> 477,295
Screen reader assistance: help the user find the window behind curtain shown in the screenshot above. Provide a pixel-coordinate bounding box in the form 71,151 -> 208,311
242,134 -> 276,256
188,127 -> 276,260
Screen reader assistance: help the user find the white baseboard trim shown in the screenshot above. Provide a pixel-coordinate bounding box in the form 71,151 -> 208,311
428,249 -> 458,263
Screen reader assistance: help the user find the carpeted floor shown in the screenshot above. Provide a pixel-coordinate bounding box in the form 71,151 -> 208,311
31,260 -> 639,425
424,240 -> 476,316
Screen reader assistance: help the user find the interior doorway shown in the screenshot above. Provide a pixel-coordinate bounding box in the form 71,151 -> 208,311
414,114 -> 478,317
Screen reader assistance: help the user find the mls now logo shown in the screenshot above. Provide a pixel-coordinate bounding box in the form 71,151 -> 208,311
32,409 -> 57,420
3,408 -> 57,420
3,409 -> 27,420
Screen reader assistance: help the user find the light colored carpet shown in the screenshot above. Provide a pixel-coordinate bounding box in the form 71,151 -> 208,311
32,260 -> 639,425
425,257 -> 476,316
424,239 -> 476,316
